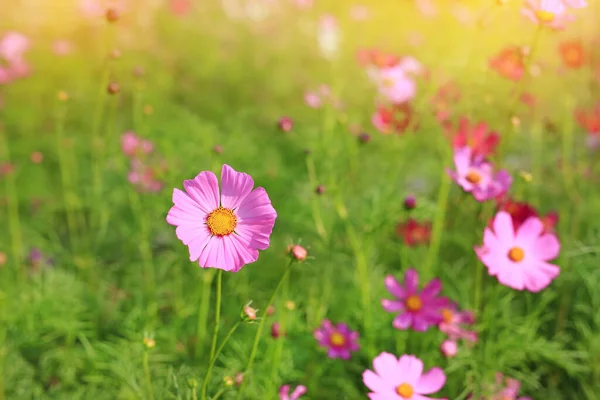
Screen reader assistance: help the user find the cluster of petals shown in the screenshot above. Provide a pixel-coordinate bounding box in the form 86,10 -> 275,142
363,353 -> 446,400
372,103 -> 416,135
558,39 -> 585,69
439,304 -> 477,357
279,384 -> 306,400
314,320 -> 360,359
495,197 -> 558,234
475,211 -> 560,292
574,103 -> 600,148
445,118 -> 500,158
396,218 -> 431,247
468,373 -> 532,400
121,132 -> 164,193
304,84 -> 341,109
521,0 -> 587,30
382,268 -> 450,331
489,46 -> 525,82
0,32 -> 31,84
448,147 -> 512,202
167,164 -> 277,272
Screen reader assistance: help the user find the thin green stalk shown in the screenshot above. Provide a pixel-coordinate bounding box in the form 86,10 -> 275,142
96,96 -> 118,244
211,388 -> 226,400
268,273 -> 290,392
201,269 -> 222,400
236,259 -> 295,400
422,148 -> 452,281
201,321 -> 241,398
305,155 -> 327,240
0,131 -> 24,284
143,350 -> 155,400
196,270 -> 215,359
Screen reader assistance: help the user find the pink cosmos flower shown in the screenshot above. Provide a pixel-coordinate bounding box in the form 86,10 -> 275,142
121,131 -> 154,157
447,147 -> 512,202
128,159 -> 165,193
279,384 -> 307,400
363,353 -> 446,400
382,268 -> 450,331
0,32 -> 30,61
314,320 -> 360,359
475,211 -> 560,292
439,304 -> 477,343
166,164 -> 277,272
521,0 -> 573,30
378,65 -> 417,104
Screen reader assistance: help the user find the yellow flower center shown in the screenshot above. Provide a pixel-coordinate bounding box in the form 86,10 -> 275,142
206,207 -> 237,236
382,77 -> 395,88
508,247 -> 525,262
442,308 -> 454,324
405,295 -> 423,312
396,383 -> 414,398
466,170 -> 482,184
535,10 -> 555,22
330,332 -> 346,347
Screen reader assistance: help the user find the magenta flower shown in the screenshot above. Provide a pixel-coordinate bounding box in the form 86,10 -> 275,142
447,147 -> 511,202
363,353 -> 446,400
475,211 -> 560,292
121,131 -> 154,157
377,65 -> 417,104
128,159 -> 165,193
439,305 -> 477,343
314,320 -> 360,359
279,384 -> 307,400
382,268 -> 449,331
166,164 -> 277,272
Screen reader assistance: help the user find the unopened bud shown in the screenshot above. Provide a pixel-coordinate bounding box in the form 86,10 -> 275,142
143,337 -> 156,349
288,244 -> 307,261
440,340 -> 458,358
315,184 -> 326,195
107,82 -> 120,95
242,303 -> 258,322
403,195 -> 416,210
278,116 -> 293,132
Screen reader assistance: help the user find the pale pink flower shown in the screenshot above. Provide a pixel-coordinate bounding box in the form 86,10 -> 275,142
304,91 -> 323,108
378,65 -> 417,104
521,0 -> 573,30
439,305 -> 477,343
562,0 -> 587,8
363,353 -> 446,400
0,32 -> 30,61
292,0 -> 313,9
121,131 -> 153,156
166,164 -> 277,272
397,56 -> 423,76
279,384 -> 307,400
447,147 -> 512,202
314,320 -> 360,360
440,340 -> 458,358
475,211 -> 561,292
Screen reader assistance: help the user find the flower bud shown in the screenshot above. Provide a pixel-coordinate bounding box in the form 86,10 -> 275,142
440,340 -> 457,358
288,244 -> 307,261
403,195 -> 416,210
278,116 -> 293,132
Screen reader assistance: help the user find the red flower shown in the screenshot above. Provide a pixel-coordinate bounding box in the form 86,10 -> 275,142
559,40 -> 585,69
495,198 -> 558,234
356,48 -> 401,68
489,46 -> 525,81
445,117 -> 500,158
372,103 -> 416,135
396,218 -> 431,247
575,104 -> 600,135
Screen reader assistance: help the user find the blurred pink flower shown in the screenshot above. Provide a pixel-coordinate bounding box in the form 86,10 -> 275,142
439,304 -> 477,343
0,32 -> 30,61
415,0 -> 439,17
170,0 -> 191,15
363,353 -> 446,399
382,268 -> 450,331
279,384 -> 307,400
128,159 -> 165,193
121,131 -> 154,157
377,65 -> 417,104
317,14 -> 340,59
521,0 -> 574,29
52,40 -> 73,56
81,0 -> 126,18
292,0 -> 313,9
314,320 -> 360,360
475,211 -> 561,292
440,339 -> 458,358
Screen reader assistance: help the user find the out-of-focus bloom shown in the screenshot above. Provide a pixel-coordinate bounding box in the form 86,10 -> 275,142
382,268 -> 450,331
292,0 -> 313,9
439,304 -> 477,343
52,40 -> 73,56
372,103 -> 415,135
448,147 -> 512,202
559,40 -> 585,68
279,384 -> 307,400
166,164 -> 277,272
521,0 -> 576,29
357,48 -> 401,69
304,84 -> 340,109
416,0 -> 439,17
278,116 -> 293,132
121,131 -> 154,157
431,81 -> 461,122
403,195 -> 416,210
475,211 -> 560,292
440,339 -> 458,358
377,65 -> 417,104
496,197 -> 558,234
170,0 -> 190,15
363,353 -> 446,399
29,248 -> 52,271
470,373 -> 532,400
271,321 -> 283,338
445,118 -> 500,158
575,104 -> 600,149
490,46 -> 525,81
314,320 -> 360,359
80,0 -> 126,18
128,159 -> 166,193
0,32 -> 31,84
396,218 -> 431,247
30,151 -> 44,164
317,14 -> 340,60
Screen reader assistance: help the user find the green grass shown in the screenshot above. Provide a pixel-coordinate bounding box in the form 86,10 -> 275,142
1,1 -> 600,399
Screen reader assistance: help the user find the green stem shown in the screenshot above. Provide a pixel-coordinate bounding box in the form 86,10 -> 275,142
211,388 -> 226,400
268,273 -> 289,391
305,155 -> 327,240
143,351 -> 155,400
201,269 -> 222,400
201,321 -> 241,398
196,270 -> 215,359
236,259 -> 295,400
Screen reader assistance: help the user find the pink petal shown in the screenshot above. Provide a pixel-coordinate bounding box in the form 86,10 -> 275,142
411,314 -> 433,331
368,394 -> 391,400
404,268 -> 419,293
493,211 -> 515,241
482,228 -> 501,251
393,312 -> 413,329
220,164 -> 255,210
235,219 -> 275,251
223,234 -> 259,272
372,352 -> 401,383
453,147 -> 471,175
384,275 -> 406,298
382,299 -> 404,312
420,278 -> 442,298
532,233 -> 560,261
515,217 -> 544,246
415,367 -> 446,394
183,171 -> 220,214
362,370 -> 389,394
496,264 -> 526,290
523,261 -> 559,292
396,355 -> 423,385
237,187 -> 277,221
185,227 -> 212,262
167,189 -> 208,226
198,237 -> 230,271
290,385 -> 307,399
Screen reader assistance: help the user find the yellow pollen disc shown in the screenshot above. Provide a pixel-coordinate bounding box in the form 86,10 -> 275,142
466,170 -> 482,184
406,295 -> 423,312
206,207 -> 237,236
382,77 -> 395,88
396,383 -> 414,398
535,10 -> 555,22
508,247 -> 525,262
330,332 -> 346,347
441,308 -> 454,324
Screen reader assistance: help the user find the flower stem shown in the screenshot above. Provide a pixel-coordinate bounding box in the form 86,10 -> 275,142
236,259 -> 295,400
201,320 -> 240,399
143,350 -> 155,400
268,273 -> 290,392
305,154 -> 327,240
196,270 -> 215,359
200,269 -> 222,400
